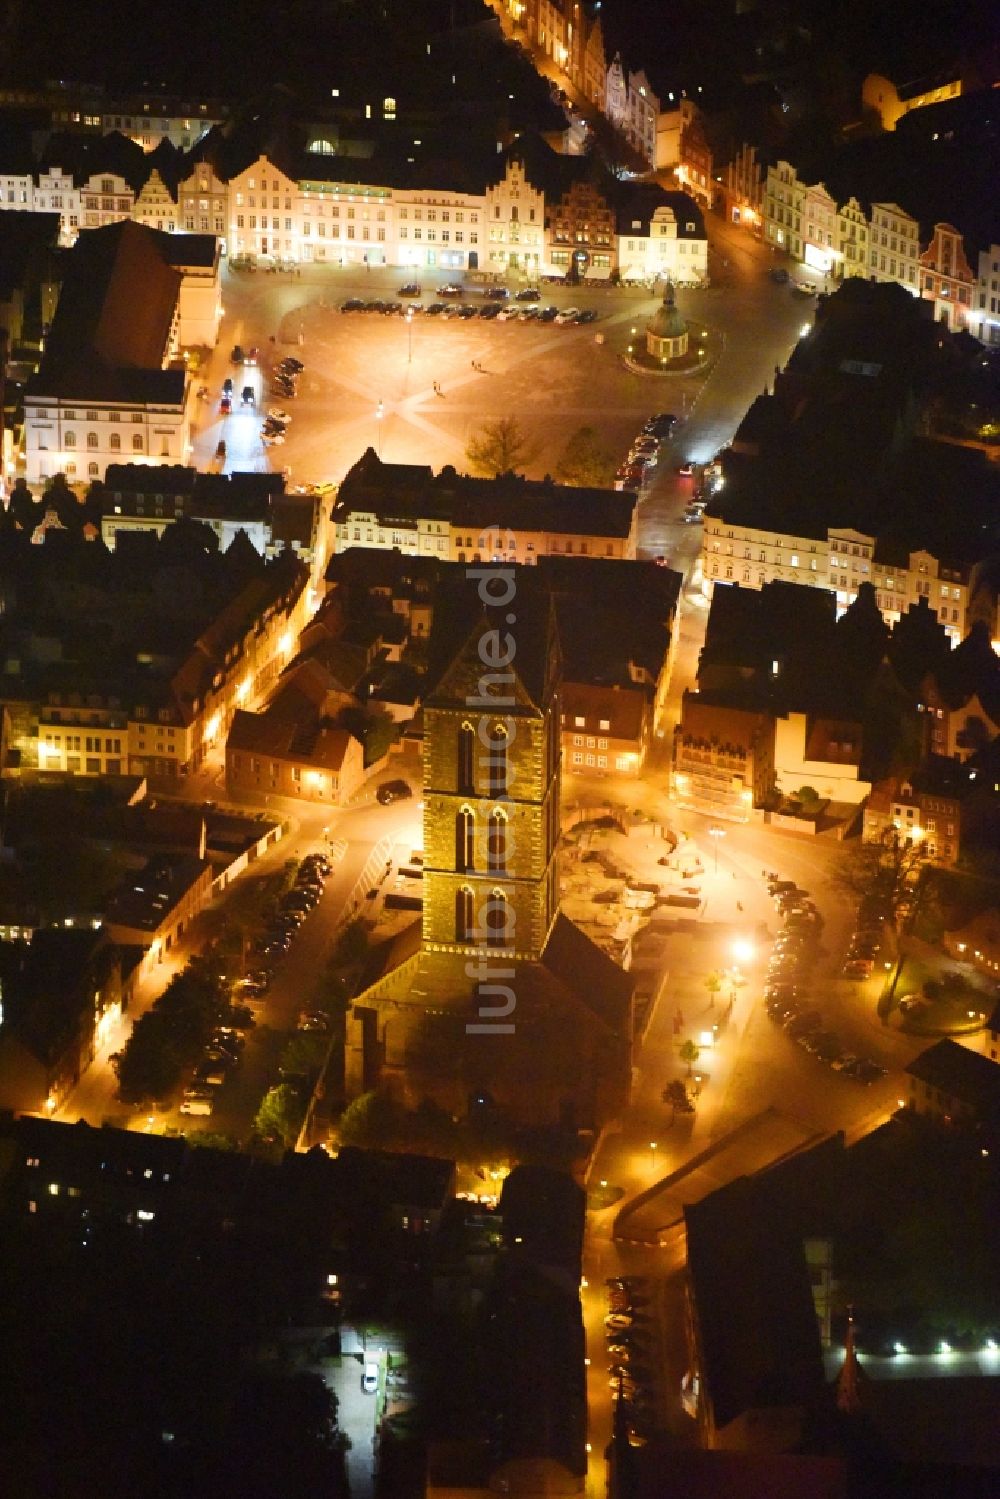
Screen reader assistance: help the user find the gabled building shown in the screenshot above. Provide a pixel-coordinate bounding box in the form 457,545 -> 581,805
545,177 -> 615,279
656,99 -> 712,206
862,68 -> 965,132
614,187 -> 707,286
484,156 -> 544,279
919,222 -> 975,333
867,203 -> 921,294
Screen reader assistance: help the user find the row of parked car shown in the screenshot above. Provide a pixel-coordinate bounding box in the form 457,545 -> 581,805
179,1025 -> 248,1116
841,893 -> 889,980
603,1277 -> 652,1448
615,411 -> 677,489
340,295 -> 598,324
262,356 -> 304,445
762,873 -> 887,1085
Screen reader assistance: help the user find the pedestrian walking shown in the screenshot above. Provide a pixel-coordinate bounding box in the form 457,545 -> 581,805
736,900 -> 743,913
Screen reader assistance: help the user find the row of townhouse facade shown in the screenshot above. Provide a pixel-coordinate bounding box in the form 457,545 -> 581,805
701,518 -> 979,645
223,154 -> 706,282
2,159 -> 227,247
724,152 -> 997,342
4,561 -> 311,785
1,145 -> 707,282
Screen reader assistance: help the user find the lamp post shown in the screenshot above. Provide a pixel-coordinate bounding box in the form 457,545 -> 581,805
375,399 -> 384,457
649,1140 -> 658,1173
709,824 -> 725,874
406,306 -> 414,363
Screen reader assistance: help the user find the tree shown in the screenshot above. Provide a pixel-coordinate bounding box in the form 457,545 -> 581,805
555,426 -> 618,488
795,786 -> 820,807
832,828 -> 927,925
254,1084 -> 307,1148
337,1088 -> 405,1148
679,1039 -> 700,1076
465,416 -> 533,477
112,1012 -> 185,1104
704,971 -> 722,1005
280,1030 -> 331,1080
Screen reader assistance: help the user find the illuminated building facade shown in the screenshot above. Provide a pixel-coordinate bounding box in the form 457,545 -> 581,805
918,222 -> 975,333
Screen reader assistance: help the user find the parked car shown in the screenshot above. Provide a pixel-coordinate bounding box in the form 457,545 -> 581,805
677,462 -> 694,476
180,1095 -> 214,1116
769,268 -> 789,284
795,280 -> 818,296
537,306 -> 558,321
644,412 -> 677,435
439,283 -> 463,297
555,306 -> 581,323
457,304 -> 478,318
842,958 -> 874,979
267,407 -> 291,425
241,385 -> 255,405
341,298 -> 365,312
215,440 -> 226,460
515,287 -> 540,301
222,377 -> 234,396
576,308 -> 599,323
280,356 -> 304,371
377,779 -> 412,805
197,1063 -> 227,1087
246,346 -> 259,364
220,396 -> 231,415
398,283 -> 421,296
230,344 -> 245,363
362,1361 -> 379,1394
485,285 -> 509,300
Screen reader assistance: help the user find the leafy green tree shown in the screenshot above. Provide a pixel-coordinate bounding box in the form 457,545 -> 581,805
679,1039 -> 700,1076
337,1088 -> 404,1148
280,1031 -> 331,1079
555,425 -> 618,488
833,828 -> 927,925
465,416 -> 533,477
254,1083 -> 307,1148
704,971 -> 722,1002
112,1012 -> 185,1103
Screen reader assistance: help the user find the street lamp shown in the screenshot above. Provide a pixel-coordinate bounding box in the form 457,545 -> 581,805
375,399 -> 384,457
406,306 -> 414,363
649,1140 -> 658,1171
709,824 -> 725,873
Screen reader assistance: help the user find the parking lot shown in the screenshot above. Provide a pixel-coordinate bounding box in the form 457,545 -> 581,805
190,263 -> 702,490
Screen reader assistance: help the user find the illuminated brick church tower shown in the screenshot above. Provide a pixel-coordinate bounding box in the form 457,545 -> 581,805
420,581 -> 561,962
345,570 -> 633,1126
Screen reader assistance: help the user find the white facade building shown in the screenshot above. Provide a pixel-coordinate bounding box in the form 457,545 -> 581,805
23,388 -> 192,486
484,159 -> 543,276
867,203 -> 921,294
616,199 -> 708,285
177,160 -> 228,240
969,244 -> 1000,347
132,169 -> 178,234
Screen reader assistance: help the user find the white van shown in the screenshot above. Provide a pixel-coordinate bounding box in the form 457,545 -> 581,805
362,1361 -> 378,1394
180,1095 -> 214,1116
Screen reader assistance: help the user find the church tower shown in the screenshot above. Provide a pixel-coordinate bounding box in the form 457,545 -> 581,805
420,579 -> 561,963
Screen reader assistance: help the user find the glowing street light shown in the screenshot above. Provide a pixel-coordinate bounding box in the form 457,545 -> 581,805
375,399 -> 384,457
732,938 -> 754,966
406,305 -> 415,363
708,824 -> 725,873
